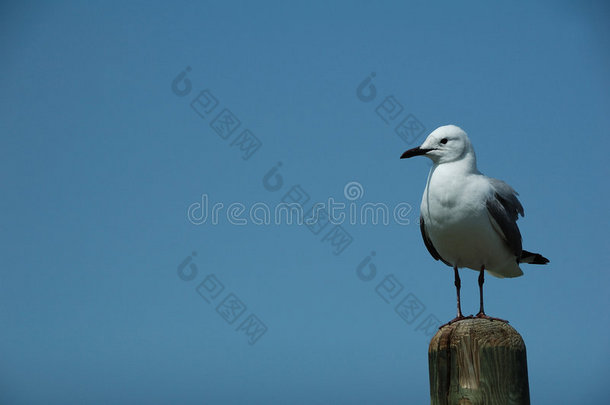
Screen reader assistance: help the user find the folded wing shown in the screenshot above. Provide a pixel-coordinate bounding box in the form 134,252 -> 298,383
420,215 -> 451,266
485,178 -> 524,259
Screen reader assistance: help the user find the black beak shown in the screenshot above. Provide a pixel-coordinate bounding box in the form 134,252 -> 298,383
400,147 -> 433,159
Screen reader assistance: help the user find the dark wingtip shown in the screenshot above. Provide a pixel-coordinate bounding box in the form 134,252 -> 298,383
520,250 -> 549,265
532,254 -> 549,264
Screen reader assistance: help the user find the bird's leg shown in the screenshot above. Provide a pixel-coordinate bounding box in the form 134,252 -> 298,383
440,267 -> 472,328
455,266 -> 464,318
477,266 -> 485,315
475,266 -> 508,323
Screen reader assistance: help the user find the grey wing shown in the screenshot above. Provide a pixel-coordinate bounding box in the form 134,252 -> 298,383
419,215 -> 451,266
486,178 -> 524,258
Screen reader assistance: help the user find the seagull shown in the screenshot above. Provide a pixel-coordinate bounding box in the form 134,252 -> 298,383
400,125 -> 549,324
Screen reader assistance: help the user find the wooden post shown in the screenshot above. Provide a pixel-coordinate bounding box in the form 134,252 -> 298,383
428,319 -> 530,405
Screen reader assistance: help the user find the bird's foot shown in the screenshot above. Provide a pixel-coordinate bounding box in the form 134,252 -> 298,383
439,314 -> 474,329
475,312 -> 508,323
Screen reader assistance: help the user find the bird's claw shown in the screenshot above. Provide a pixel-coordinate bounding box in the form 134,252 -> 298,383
439,314 -> 474,329
475,312 -> 509,323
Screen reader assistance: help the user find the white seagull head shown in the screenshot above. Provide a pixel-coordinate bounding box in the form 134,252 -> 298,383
400,125 -> 476,166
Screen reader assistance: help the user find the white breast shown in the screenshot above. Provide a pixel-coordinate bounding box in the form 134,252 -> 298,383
420,164 -> 522,277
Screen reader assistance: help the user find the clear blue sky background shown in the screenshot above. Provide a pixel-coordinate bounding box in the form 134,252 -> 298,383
1,1 -> 609,404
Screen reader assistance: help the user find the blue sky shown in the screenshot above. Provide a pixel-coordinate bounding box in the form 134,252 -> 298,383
1,1 -> 609,404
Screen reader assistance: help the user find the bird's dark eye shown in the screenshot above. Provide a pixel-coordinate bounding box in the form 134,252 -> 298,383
440,138 -> 448,144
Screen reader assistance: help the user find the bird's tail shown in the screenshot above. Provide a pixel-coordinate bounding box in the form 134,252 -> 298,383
519,250 -> 549,265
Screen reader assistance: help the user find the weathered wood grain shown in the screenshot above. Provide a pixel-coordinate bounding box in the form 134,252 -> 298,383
428,319 -> 530,405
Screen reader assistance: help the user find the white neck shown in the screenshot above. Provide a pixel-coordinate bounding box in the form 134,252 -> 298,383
433,150 -> 479,175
